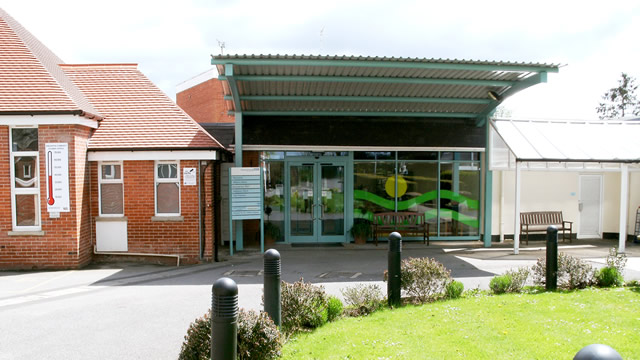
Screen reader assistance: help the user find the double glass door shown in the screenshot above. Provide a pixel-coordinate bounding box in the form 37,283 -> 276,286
288,160 -> 345,242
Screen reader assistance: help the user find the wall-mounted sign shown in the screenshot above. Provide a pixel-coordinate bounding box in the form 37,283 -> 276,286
45,143 -> 70,212
183,168 -> 197,186
230,167 -> 262,220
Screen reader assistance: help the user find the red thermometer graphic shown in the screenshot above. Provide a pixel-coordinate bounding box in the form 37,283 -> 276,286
47,151 -> 55,205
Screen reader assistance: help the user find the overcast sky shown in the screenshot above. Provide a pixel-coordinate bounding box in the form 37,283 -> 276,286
3,0 -> 640,119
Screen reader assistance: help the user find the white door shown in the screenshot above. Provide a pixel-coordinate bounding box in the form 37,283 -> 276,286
579,175 -> 602,238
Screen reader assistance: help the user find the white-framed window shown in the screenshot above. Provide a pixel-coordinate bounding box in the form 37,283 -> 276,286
10,126 -> 40,230
155,160 -> 180,215
98,161 -> 124,216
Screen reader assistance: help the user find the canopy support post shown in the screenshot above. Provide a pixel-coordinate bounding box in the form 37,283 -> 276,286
513,162 -> 522,255
619,164 -> 629,253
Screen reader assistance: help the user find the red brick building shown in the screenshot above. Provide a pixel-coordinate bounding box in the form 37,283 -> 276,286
0,8 -> 226,269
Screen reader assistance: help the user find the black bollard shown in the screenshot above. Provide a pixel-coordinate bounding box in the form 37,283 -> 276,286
574,344 -> 623,360
546,226 -> 558,291
388,232 -> 402,307
212,277 -> 238,360
263,249 -> 281,327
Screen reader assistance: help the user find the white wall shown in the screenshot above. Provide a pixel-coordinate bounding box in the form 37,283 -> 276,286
627,172 -> 640,235
493,171 -> 579,236
493,169 -> 640,238
602,172 -> 620,233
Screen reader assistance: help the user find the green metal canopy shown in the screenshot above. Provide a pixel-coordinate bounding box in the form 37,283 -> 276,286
212,54 -> 559,126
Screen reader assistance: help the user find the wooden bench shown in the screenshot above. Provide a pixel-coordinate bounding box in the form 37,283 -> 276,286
520,211 -> 573,245
372,212 -> 430,246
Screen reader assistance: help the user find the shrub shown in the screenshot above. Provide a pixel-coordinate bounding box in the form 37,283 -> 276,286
237,310 -> 282,360
179,311 -> 211,360
605,247 -> 627,274
281,278 -> 329,333
178,309 -> 281,360
531,253 -> 595,290
385,257 -> 452,303
327,296 -> 343,322
445,280 -> 464,299
489,274 -> 512,294
596,267 -> 624,288
626,279 -> 640,287
491,267 -> 530,294
341,283 -> 385,316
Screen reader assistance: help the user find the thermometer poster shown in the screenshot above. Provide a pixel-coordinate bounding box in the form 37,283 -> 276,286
45,143 -> 70,212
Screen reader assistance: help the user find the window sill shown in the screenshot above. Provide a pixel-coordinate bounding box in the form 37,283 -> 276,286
95,216 -> 128,222
8,231 -> 45,236
151,216 -> 184,222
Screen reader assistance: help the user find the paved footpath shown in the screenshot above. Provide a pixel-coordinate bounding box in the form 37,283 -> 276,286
0,239 -> 638,359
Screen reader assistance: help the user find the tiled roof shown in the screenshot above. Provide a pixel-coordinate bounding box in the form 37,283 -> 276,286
61,64 -> 223,150
0,8 -> 100,117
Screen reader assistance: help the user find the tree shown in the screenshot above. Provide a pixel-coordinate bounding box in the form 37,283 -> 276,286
596,73 -> 640,119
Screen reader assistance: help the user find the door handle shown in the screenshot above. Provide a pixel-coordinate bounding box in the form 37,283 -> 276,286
578,201 -> 583,212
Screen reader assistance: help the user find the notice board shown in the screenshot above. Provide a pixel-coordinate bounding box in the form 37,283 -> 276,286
229,167 -> 264,254
230,167 -> 262,220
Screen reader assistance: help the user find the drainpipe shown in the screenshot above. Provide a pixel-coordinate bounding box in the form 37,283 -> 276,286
213,160 -> 221,262
499,171 -> 505,242
199,161 -> 211,260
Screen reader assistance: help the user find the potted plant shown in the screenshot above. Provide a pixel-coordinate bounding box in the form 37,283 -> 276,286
349,219 -> 372,245
264,221 -> 281,245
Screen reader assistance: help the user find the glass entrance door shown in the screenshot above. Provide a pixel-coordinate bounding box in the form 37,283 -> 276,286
288,160 -> 345,243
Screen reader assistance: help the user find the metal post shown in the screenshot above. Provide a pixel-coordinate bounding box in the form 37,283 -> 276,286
574,344 -> 622,360
387,232 -> 402,307
212,277 -> 238,360
546,226 -> 558,291
263,249 -> 281,327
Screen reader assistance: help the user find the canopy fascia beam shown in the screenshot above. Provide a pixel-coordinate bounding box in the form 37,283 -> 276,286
212,58 -> 559,74
224,95 -> 491,105
229,110 -> 476,118
475,72 -> 548,126
225,64 -> 242,112
218,75 -> 514,88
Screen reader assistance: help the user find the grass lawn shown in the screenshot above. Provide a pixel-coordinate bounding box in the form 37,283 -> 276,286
281,287 -> 640,359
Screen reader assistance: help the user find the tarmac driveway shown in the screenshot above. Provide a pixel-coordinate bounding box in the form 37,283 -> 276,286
0,239 -> 638,359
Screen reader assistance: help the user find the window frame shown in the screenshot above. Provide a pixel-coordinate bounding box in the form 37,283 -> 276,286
154,160 -> 180,216
98,161 -> 124,217
10,126 -> 41,231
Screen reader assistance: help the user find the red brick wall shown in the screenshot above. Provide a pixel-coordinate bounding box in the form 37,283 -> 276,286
90,160 -> 214,264
0,125 -> 93,270
176,78 -> 234,124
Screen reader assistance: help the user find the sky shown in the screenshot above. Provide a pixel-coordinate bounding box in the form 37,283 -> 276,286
3,0 -> 640,120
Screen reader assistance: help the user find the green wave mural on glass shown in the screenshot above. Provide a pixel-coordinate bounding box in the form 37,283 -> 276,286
353,189 -> 479,228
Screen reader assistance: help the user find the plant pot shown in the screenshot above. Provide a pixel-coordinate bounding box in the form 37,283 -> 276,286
354,235 -> 367,245
265,235 -> 276,246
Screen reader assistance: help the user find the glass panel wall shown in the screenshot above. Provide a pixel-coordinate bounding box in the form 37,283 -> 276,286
353,155 -> 396,221
457,162 -> 480,236
263,161 -> 285,242
398,161 -> 438,235
439,160 -> 480,236
354,151 -> 481,238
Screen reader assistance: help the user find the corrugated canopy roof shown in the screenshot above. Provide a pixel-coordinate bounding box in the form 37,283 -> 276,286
491,119 -> 640,170
212,54 -> 559,125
